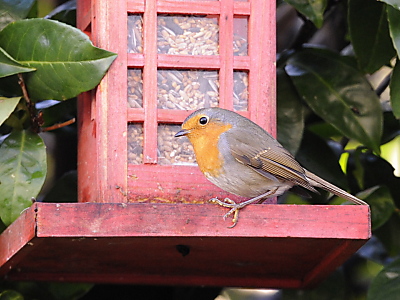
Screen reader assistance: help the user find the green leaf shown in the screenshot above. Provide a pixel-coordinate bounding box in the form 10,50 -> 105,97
42,171 -> 77,203
348,0 -> 396,74
45,282 -> 94,300
0,0 -> 35,30
0,47 -> 36,78
45,0 -> 76,26
0,19 -> 117,101
296,130 -> 348,189
284,0 -> 327,28
390,60 -> 400,119
380,0 -> 400,10
368,258 -> 400,300
0,97 -> 20,126
0,290 -> 24,300
357,186 -> 395,230
282,269 -> 345,300
277,68 -> 304,155
286,47 -> 382,154
387,5 -> 400,57
0,130 -> 47,226
37,98 -> 76,128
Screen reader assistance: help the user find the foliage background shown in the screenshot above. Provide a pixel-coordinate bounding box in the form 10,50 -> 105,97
0,0 -> 400,299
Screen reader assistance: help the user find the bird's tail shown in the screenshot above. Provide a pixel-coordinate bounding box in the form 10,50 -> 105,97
305,170 -> 368,206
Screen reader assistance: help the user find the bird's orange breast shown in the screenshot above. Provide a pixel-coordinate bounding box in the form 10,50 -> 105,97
186,123 -> 232,178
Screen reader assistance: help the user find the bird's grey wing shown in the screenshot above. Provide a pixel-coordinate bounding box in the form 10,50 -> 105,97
226,129 -> 317,192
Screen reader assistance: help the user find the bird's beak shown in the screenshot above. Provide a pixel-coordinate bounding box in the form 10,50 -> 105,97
175,129 -> 191,137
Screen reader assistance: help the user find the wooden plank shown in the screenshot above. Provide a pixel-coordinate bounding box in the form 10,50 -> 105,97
127,0 -> 145,13
127,164 -> 249,203
77,91 -> 99,203
0,205 -> 38,276
91,0 -> 128,202
143,0 -> 158,164
158,55 -> 221,69
157,1 -> 221,15
218,0 -> 234,109
0,203 -> 370,288
127,54 -> 145,67
76,0 -> 91,32
33,203 -> 370,239
248,0 -> 276,134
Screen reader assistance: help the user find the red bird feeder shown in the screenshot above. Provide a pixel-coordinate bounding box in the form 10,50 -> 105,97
0,0 -> 370,288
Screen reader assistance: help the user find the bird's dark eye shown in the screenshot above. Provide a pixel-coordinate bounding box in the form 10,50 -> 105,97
199,116 -> 209,125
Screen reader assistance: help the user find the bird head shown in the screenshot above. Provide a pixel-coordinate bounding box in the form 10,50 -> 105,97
175,108 -> 234,140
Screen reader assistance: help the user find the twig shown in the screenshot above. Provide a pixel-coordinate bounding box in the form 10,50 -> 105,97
41,118 -> 76,132
17,73 -> 41,133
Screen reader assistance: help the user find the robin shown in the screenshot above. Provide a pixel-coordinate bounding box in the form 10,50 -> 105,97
175,107 -> 368,227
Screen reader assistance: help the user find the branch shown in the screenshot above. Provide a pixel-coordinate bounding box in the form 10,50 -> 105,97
18,73 -> 42,133
41,118 -> 76,132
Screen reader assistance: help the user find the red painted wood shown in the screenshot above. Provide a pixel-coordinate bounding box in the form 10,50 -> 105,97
77,91 -> 99,203
78,0 -> 276,203
158,55 -> 221,69
127,0 -> 144,13
87,0 -> 128,202
0,203 -> 370,288
0,206 -> 37,271
157,1 -> 220,15
127,164 -> 249,203
143,0 -> 158,164
127,53 -> 144,67
219,0 -> 234,109
31,203 -> 370,239
76,0 -> 91,32
248,0 -> 276,135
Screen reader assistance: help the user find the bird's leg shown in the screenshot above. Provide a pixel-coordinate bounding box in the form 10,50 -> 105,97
209,188 -> 277,228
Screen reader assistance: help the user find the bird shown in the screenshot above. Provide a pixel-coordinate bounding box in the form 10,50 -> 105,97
175,107 -> 368,228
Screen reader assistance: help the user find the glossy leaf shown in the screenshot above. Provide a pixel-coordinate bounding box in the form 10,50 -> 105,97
282,269 -> 345,300
0,290 -> 24,300
390,61 -> 400,119
0,130 -> 46,226
0,97 -> 20,126
45,0 -> 76,26
348,0 -> 396,74
296,130 -> 347,189
380,0 -> 400,10
0,0 -> 35,30
42,171 -> 77,203
357,186 -> 395,230
284,0 -> 327,28
277,68 -> 304,155
0,19 -> 117,101
368,258 -> 400,300
45,282 -> 93,300
286,48 -> 382,154
388,5 -> 400,56
0,47 -> 35,78
37,98 -> 76,128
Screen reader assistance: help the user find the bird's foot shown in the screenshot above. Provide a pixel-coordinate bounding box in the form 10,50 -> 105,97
208,198 -> 244,228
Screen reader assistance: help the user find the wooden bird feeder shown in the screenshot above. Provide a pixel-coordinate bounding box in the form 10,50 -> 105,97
0,0 -> 371,288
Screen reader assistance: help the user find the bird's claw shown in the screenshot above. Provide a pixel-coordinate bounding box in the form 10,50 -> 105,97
208,197 -> 241,228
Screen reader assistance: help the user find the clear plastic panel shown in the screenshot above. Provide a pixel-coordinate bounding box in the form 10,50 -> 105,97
233,71 -> 249,111
157,124 -> 196,165
127,14 -> 143,53
127,124 -> 144,164
157,70 -> 219,110
157,15 -> 219,55
127,69 -> 143,108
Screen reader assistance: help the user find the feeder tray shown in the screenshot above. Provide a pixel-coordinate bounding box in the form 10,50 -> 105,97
0,202 -> 370,288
